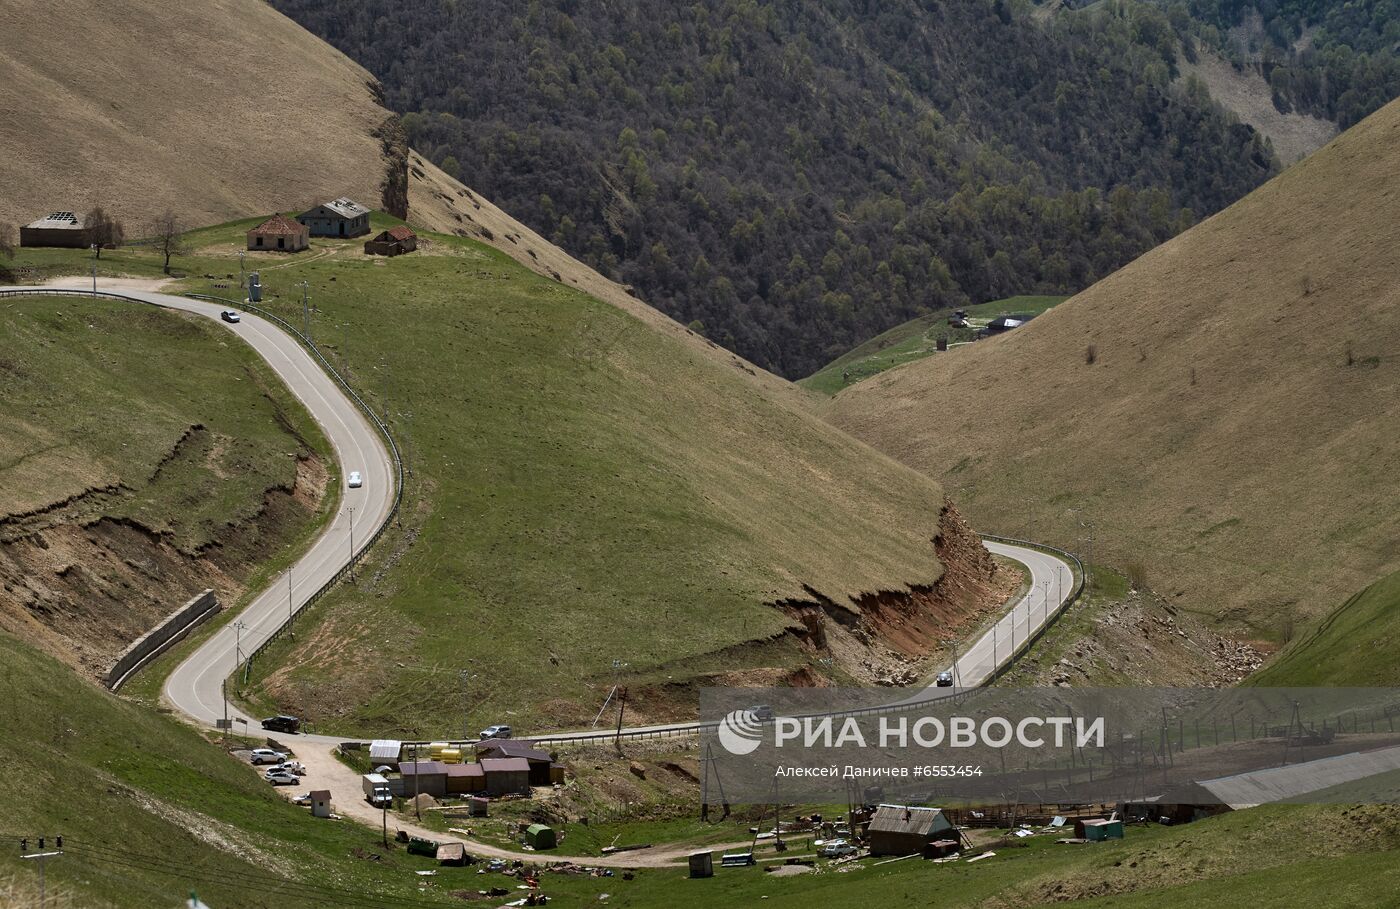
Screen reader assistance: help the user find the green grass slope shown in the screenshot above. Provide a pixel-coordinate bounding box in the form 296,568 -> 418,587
0,295 -> 334,677
13,219 -> 967,736
800,295 -> 1067,395
825,96 -> 1400,643
1249,566 -> 1400,686
0,632 -> 473,908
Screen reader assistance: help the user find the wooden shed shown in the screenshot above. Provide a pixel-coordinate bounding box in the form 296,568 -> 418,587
867,804 -> 957,856
399,759 -> 449,798
480,757 -> 531,796
308,790 -> 332,819
476,740 -> 555,786
364,225 -> 417,256
246,214 -> 309,252
445,762 -> 486,795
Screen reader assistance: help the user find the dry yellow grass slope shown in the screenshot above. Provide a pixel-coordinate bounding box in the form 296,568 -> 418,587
0,0 -> 797,400
827,97 -> 1400,643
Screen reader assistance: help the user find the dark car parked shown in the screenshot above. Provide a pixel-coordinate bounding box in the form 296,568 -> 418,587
261,715 -> 301,734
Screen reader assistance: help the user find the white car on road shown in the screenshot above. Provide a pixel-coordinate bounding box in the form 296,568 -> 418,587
347,471 -> 363,488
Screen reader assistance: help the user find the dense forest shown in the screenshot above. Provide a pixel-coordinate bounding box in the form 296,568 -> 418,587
1165,0 -> 1400,128
275,0 -> 1281,377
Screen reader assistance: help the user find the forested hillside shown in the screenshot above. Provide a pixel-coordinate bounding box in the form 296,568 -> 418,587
1167,0 -> 1400,128
272,0 -> 1275,377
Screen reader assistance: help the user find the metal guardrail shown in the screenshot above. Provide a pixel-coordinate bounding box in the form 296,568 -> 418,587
0,287 -> 405,687
183,293 -> 406,681
519,536 -> 1087,747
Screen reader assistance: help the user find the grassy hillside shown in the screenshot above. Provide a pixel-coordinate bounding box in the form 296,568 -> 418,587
0,295 -> 334,678
1249,566 -> 1400,686
826,96 -> 1400,645
0,630 -> 493,908
801,296 -> 1067,395
9,221 -> 991,737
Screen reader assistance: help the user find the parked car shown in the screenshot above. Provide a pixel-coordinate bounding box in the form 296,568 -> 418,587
261,714 -> 301,734
220,310 -> 241,323
265,770 -> 299,786
748,704 -> 775,721
479,724 -> 512,740
271,761 -> 306,776
936,670 -> 955,688
249,748 -> 289,765
347,471 -> 363,488
819,840 -> 857,858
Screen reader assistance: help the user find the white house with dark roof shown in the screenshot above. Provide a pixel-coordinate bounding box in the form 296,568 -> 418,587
297,198 -> 370,238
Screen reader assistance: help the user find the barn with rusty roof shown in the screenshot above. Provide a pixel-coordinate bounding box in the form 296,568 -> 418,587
365,225 -> 417,257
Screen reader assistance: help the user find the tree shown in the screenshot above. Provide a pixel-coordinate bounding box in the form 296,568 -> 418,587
85,206 -> 125,259
0,222 -> 15,260
149,211 -> 188,275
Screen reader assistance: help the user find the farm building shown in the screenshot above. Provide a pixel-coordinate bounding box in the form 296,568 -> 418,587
480,757 -> 531,796
298,198 -> 370,238
369,739 -> 402,770
983,313 -> 1034,334
20,211 -> 90,248
398,759 -> 449,799
475,740 -> 560,786
364,225 -> 417,256
867,804 -> 958,857
445,762 -> 486,795
246,214 -> 308,252
308,790 -> 332,819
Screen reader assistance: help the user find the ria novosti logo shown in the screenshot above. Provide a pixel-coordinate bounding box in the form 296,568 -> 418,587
716,708 -> 766,755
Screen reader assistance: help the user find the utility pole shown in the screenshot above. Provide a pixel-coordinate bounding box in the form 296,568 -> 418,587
20,836 -> 62,909
91,243 -> 99,294
300,280 -> 310,339
346,506 -> 356,582
460,669 -> 471,742
287,568 -> 294,627
614,686 -> 628,748
412,742 -> 422,820
234,619 -> 247,688
221,676 -> 229,749
238,249 -> 246,289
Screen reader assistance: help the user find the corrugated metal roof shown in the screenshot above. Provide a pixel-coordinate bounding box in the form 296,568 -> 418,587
323,197 -> 369,218
386,225 -> 415,241
476,740 -> 551,762
480,757 -> 530,773
1192,745 -> 1400,809
445,763 -> 485,777
400,760 -> 448,776
369,739 -> 402,761
869,804 -> 950,837
869,805 -> 946,836
25,211 -> 84,229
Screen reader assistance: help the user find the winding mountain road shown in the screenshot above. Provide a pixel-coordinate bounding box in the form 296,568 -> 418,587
8,284 -> 1078,865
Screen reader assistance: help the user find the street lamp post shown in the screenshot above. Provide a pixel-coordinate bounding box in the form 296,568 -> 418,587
347,506 -> 356,582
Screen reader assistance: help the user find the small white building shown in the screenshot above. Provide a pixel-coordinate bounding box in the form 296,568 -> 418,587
309,789 -> 333,819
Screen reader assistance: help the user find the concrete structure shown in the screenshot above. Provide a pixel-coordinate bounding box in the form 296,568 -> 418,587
476,740 -> 555,786
480,757 -> 531,796
867,804 -> 957,857
398,759 -> 449,799
298,198 -> 370,238
364,225 -> 417,256
20,212 -> 90,248
445,762 -> 486,795
247,214 -> 309,252
106,589 -> 219,690
309,790 -> 332,819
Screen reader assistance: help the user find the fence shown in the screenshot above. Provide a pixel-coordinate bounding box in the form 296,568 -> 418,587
183,293 -> 405,681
